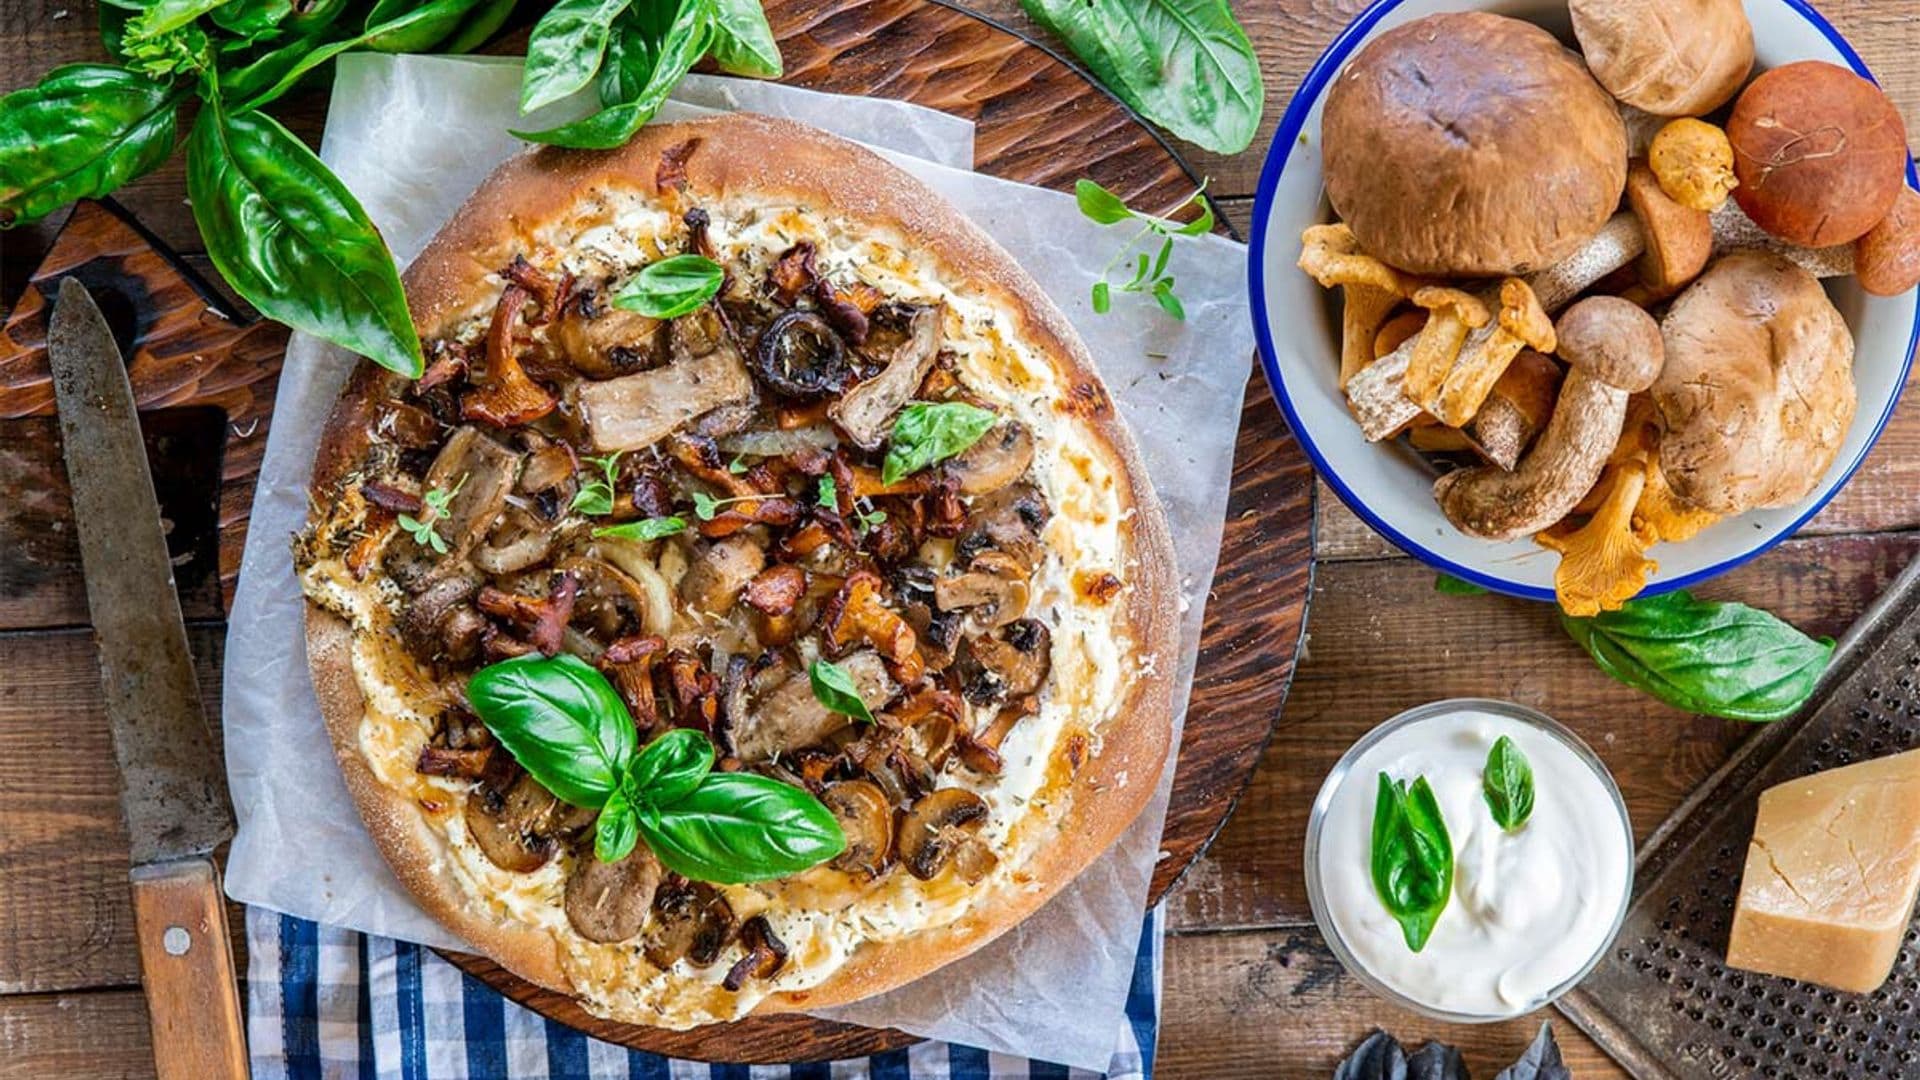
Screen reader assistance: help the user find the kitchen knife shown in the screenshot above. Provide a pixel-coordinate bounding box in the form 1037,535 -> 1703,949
47,278 -> 249,1080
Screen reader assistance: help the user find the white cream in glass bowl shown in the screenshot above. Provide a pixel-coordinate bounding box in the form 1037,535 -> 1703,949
1304,699 -> 1633,1021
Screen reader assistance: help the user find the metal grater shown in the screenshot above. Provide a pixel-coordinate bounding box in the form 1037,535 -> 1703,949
1559,554 -> 1920,1079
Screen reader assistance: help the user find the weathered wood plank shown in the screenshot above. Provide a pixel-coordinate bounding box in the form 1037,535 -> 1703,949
1159,926 -> 1631,1079
0,989 -> 158,1080
1165,530 -> 1920,933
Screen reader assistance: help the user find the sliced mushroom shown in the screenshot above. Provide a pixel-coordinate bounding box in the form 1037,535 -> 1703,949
679,535 -> 766,613
721,915 -> 789,992
729,651 -> 896,763
573,307 -> 756,453
944,420 -> 1034,495
934,550 -> 1031,630
955,482 -> 1050,568
395,572 -> 481,663
643,879 -> 735,969
957,696 -> 1038,775
957,618 -> 1051,705
387,426 -> 521,588
474,502 -> 562,575
753,310 -> 850,399
464,773 -> 592,873
551,281 -> 662,378
562,555 -> 658,643
898,788 -> 990,881
743,564 -> 806,616
821,780 -> 894,877
564,844 -> 663,943
829,305 -> 942,449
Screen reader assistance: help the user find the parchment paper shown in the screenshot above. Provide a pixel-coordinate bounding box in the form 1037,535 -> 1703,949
222,53 -> 1253,1070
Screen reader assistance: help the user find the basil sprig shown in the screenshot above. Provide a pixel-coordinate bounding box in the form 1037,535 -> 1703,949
1370,773 -> 1452,953
467,654 -> 845,879
881,402 -> 1000,486
1561,591 -> 1835,723
1481,736 -> 1534,833
611,254 -> 726,318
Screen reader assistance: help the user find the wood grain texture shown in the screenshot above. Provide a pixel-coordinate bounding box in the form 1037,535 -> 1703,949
0,988 -> 159,1080
127,860 -> 247,1080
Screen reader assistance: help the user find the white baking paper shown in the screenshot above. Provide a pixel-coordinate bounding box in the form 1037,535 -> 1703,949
223,53 -> 1252,1070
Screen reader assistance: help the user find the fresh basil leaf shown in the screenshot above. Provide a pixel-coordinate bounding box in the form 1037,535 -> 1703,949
1020,0 -> 1264,155
362,0 -> 488,52
594,516 -> 687,542
187,100 -> 424,376
626,728 -> 715,806
611,253 -> 724,318
1434,573 -> 1487,596
881,401 -> 999,486
439,0 -> 519,53
809,659 -> 874,724
1482,735 -> 1534,832
1075,178 -> 1133,225
519,0 -> 634,113
229,0 -> 480,109
209,0 -> 293,40
126,0 -> 233,42
123,21 -> 214,78
1494,1024 -> 1572,1080
595,783 -> 640,863
514,0 -> 709,150
0,66 -> 183,228
466,653 -> 638,808
596,6 -> 655,107
638,772 -> 846,884
1370,772 -> 1452,953
284,0 -> 355,34
1561,591 -> 1834,723
707,0 -> 782,78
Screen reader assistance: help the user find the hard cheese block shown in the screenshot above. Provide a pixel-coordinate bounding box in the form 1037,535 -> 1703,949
1726,748 -> 1920,993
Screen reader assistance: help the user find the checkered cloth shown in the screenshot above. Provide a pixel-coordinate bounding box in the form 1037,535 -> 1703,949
243,907 -> 1161,1078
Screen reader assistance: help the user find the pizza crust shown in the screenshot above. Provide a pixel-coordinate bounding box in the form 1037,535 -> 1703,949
302,112 -> 1182,1020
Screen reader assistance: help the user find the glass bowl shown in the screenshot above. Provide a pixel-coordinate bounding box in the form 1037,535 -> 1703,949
1303,698 -> 1635,1022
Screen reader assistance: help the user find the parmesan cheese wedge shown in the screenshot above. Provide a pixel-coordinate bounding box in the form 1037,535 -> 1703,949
1726,748 -> 1920,993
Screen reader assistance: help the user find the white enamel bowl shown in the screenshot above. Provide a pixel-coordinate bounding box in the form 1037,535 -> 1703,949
1249,0 -> 1920,600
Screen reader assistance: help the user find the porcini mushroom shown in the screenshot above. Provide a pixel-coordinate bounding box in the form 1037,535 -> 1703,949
1465,349 -> 1562,471
1654,252 -> 1857,515
1569,0 -> 1754,117
564,845 -> 662,944
1321,12 -> 1628,276
1434,297 -> 1665,541
1626,161 -> 1713,297
1857,186 -> 1920,298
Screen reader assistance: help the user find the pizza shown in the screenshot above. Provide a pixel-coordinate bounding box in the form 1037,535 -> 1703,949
296,112 -> 1179,1028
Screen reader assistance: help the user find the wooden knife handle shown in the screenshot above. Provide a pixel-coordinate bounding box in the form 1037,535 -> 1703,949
130,858 -> 250,1080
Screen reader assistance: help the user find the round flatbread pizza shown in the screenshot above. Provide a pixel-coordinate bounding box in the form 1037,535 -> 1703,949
296,112 -> 1179,1029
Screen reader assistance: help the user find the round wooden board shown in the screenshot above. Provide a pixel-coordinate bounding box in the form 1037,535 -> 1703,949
439,0 -> 1316,1062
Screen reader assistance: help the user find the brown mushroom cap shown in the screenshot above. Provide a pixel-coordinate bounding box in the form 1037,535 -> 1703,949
1857,185 -> 1920,298
1321,12 -> 1628,277
1556,297 -> 1664,393
1728,62 -> 1911,248
1569,0 -> 1754,117
1655,252 -> 1858,515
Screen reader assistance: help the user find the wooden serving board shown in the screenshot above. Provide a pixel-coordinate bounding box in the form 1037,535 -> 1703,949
0,0 -> 1313,1064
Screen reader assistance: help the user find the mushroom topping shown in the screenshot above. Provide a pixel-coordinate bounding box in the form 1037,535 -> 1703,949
1435,297 -> 1665,541
821,779 -> 894,876
564,845 -> 663,943
395,572 -> 482,663
955,482 -> 1050,569
573,307 -> 756,453
678,535 -> 766,613
957,618 -> 1052,705
944,421 -> 1036,496
935,551 -> 1030,631
462,284 -> 560,428
1654,252 -> 1856,515
754,310 -> 850,399
957,695 -> 1037,775
1728,62 -> 1910,248
477,571 -> 579,656
897,788 -> 989,881
1568,0 -> 1753,117
742,564 -> 806,616
598,634 -> 664,728
376,400 -> 442,449
390,426 -> 520,583
828,305 -> 941,448
721,916 -> 789,992
563,555 -> 662,642
1322,12 -> 1627,276
551,281 -> 661,379
643,879 -> 734,969
729,651 -> 896,763
464,773 -> 593,873
820,571 -> 924,683
473,502 -> 562,575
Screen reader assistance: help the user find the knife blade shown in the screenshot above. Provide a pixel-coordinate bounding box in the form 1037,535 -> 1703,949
49,277 -> 248,1080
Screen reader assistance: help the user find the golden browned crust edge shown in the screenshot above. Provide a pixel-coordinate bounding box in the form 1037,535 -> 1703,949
305,111 -> 1182,1019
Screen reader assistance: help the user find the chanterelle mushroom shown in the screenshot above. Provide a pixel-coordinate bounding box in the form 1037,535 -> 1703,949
1435,297 -> 1665,541
1654,252 -> 1857,515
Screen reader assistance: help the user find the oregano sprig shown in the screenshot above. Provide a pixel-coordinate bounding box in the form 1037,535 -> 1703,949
1075,177 -> 1214,320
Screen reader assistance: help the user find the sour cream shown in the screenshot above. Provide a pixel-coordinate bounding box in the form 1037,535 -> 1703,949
1307,700 -> 1632,1018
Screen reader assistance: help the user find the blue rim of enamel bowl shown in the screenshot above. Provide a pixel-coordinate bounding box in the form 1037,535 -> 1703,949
1248,0 -> 1920,602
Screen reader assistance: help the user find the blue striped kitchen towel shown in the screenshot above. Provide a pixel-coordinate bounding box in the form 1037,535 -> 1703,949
244,905 -> 1161,1079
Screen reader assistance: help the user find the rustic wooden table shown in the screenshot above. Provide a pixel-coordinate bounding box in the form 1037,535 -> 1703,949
3,2 -> 1918,1077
